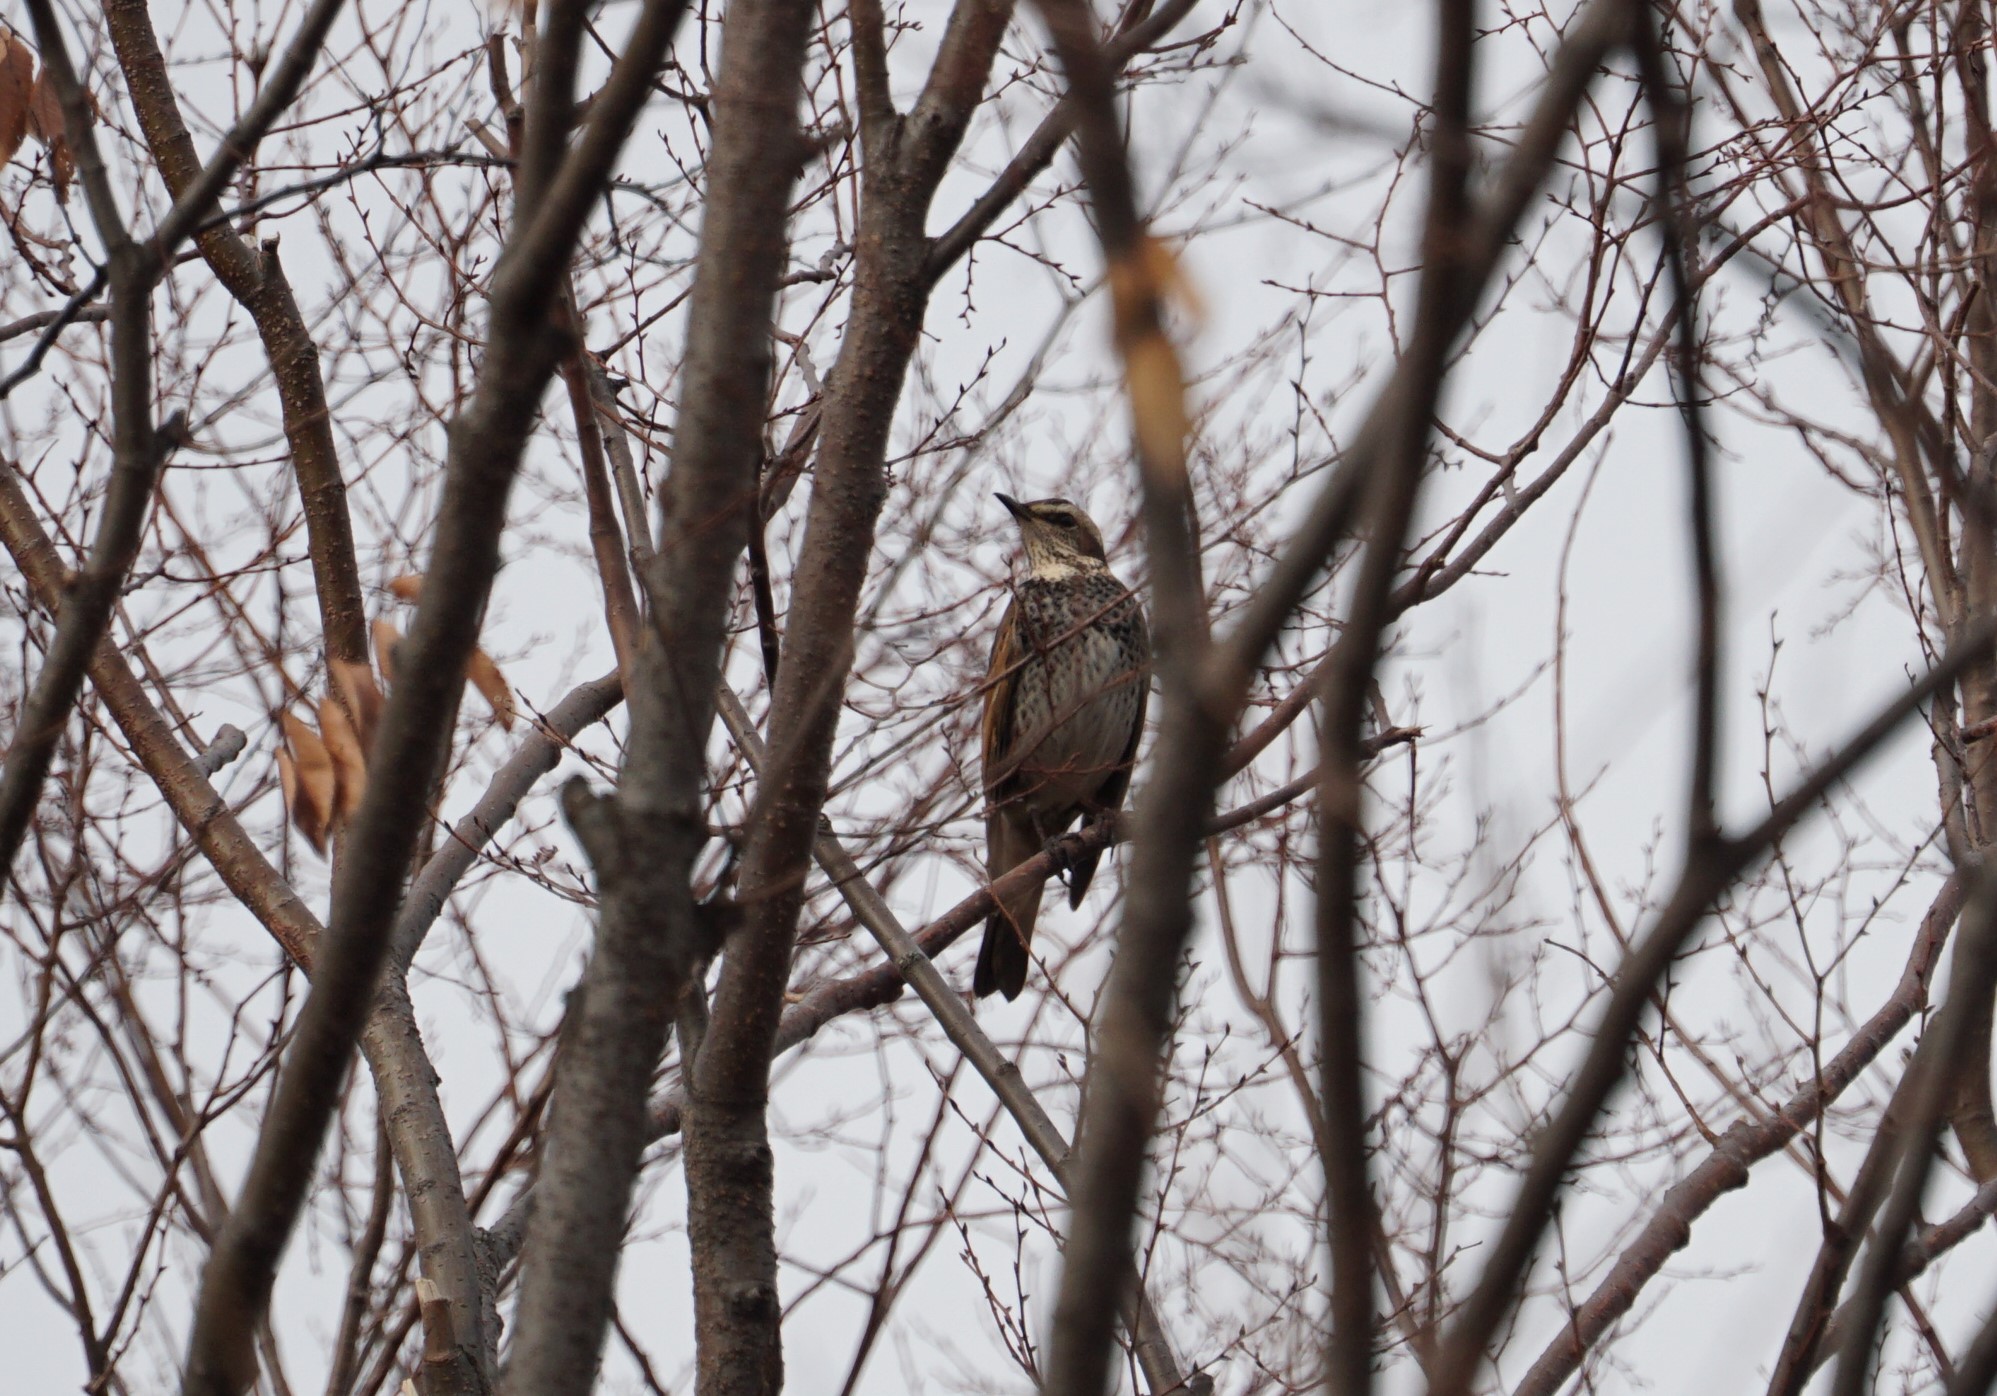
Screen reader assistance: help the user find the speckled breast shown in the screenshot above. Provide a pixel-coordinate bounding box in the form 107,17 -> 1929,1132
1009,572 -> 1149,814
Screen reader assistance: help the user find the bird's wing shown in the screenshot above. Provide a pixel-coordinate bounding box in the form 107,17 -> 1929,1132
1069,600 -> 1150,909
978,596 -> 1045,999
982,596 -> 1026,803
1095,594 -> 1150,815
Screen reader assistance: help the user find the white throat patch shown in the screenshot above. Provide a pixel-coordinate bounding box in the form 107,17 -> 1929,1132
1028,552 -> 1090,580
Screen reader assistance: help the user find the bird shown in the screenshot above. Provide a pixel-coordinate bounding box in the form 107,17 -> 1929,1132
975,493 -> 1150,1000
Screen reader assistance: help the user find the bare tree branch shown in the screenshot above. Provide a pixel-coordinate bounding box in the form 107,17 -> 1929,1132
1429,614 -> 1997,1396
713,684 -> 1199,1394
0,0 -> 167,886
1513,874 -> 1966,1396
497,0 -> 802,1391
677,5 -> 1019,1391
0,462 -> 323,966
104,0 -> 371,666
178,1 -> 692,1385
1829,874 -> 1997,1396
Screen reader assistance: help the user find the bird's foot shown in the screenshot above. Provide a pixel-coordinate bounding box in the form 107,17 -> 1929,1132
1040,830 -> 1089,885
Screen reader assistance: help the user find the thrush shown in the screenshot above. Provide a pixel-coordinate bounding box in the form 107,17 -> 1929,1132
974,494 -> 1150,1000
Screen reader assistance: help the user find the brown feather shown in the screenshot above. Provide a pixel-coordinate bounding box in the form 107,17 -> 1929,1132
976,809 -> 1042,1000
976,601 -> 1040,999
981,600 -> 1023,801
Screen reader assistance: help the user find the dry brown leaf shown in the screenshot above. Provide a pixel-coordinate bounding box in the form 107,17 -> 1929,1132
280,711 -> 336,854
317,698 -> 367,824
1106,236 -> 1195,487
1106,235 -> 1203,334
465,647 -> 515,730
371,618 -> 404,687
1123,334 -> 1191,492
0,28 -> 82,196
386,574 -> 425,603
330,658 -> 385,752
0,29 -> 34,170
23,62 -> 60,139
276,747 -> 300,840
26,68 -> 71,197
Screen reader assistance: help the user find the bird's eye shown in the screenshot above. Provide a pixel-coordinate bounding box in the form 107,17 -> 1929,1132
1042,510 -> 1076,528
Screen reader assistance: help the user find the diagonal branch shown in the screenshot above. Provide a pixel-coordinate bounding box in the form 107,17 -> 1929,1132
1829,873 -> 1997,1396
713,684 -> 1200,1395
1511,873 -> 1965,1396
144,0 -> 353,263
1207,0 -> 1634,709
1814,1174 -> 1997,1378
178,2 -> 692,1388
0,461 -> 323,966
1427,612 -> 1997,1396
389,674 -> 624,975
923,0 -> 1204,284
103,0 -> 369,665
470,725 -> 1401,1273
1,1 -> 167,888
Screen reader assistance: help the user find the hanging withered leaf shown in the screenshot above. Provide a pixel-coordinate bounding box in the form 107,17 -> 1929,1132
465,646 -> 515,730
330,657 -> 385,752
23,63 -> 68,195
316,698 -> 367,824
381,572 -> 514,729
1107,235 -> 1198,495
0,28 -> 34,169
371,618 -> 403,689
0,27 -> 83,198
280,711 -> 336,854
276,746 -> 300,839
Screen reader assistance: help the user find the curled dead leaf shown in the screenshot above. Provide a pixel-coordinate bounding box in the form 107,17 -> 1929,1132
0,28 -> 33,169
371,618 -> 403,687
1122,333 -> 1190,492
280,711 -> 336,854
330,658 -> 385,752
26,68 -> 71,196
23,61 -> 59,140
465,647 -> 515,730
0,27 -> 83,197
276,747 -> 300,839
317,698 -> 367,824
386,574 -> 424,604
1106,235 -> 1204,340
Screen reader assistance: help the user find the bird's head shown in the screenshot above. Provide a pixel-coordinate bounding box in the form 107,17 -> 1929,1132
996,494 -> 1108,578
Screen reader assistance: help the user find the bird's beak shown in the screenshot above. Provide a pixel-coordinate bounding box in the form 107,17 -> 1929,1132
995,492 -> 1026,520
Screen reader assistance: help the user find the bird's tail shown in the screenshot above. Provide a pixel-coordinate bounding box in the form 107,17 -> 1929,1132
975,815 -> 1044,1000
